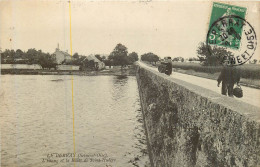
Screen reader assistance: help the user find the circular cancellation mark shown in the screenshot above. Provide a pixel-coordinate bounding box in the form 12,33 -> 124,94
206,15 -> 257,66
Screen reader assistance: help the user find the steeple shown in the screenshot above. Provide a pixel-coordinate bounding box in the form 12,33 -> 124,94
56,43 -> 60,51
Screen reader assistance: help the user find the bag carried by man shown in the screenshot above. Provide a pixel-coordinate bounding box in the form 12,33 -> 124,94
233,85 -> 243,98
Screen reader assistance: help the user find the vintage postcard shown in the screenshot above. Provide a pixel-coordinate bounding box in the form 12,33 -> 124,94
0,0 -> 259,167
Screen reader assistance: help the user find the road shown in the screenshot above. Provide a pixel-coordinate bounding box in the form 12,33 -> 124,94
138,61 -> 260,108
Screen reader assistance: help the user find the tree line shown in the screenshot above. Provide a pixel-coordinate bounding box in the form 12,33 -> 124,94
3,42 -> 241,69
0,43 -> 140,69
0,48 -> 99,69
196,42 -> 258,66
1,49 -> 57,69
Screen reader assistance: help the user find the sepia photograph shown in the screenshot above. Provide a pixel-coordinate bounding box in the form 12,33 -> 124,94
0,0 -> 259,167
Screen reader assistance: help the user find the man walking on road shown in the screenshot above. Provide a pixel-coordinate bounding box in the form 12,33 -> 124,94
217,58 -> 240,97
165,57 -> 173,76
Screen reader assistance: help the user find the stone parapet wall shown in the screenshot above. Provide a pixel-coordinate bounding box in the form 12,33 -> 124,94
136,65 -> 260,167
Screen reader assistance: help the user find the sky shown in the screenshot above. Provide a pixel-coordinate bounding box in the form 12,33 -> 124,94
0,0 -> 259,59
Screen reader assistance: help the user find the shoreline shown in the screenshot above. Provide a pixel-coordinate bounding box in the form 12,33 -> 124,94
0,66 -> 137,76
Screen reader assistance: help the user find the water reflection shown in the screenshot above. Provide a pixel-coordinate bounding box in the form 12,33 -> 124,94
0,75 -> 150,167
116,75 -> 128,80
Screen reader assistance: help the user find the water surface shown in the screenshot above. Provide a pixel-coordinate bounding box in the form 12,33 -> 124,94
0,75 -> 149,167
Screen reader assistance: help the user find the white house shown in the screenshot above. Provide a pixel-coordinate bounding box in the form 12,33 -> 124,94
56,65 -> 79,71
53,45 -> 72,64
86,54 -> 105,70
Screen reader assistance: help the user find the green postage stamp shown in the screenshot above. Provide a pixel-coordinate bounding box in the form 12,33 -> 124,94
208,2 -> 247,50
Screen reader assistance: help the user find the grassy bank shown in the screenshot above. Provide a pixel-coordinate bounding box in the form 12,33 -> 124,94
1,65 -> 137,76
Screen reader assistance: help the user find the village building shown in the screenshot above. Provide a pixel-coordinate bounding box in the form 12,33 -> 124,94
85,54 -> 105,70
53,44 -> 72,64
56,65 -> 80,71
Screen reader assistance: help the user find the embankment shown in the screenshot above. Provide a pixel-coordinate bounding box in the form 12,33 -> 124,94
0,66 -> 136,76
136,65 -> 260,167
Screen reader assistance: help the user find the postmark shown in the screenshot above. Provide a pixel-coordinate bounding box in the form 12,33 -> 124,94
206,15 -> 257,66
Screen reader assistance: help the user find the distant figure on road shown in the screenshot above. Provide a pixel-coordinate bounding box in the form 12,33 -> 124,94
158,57 -> 172,75
217,58 -> 240,97
165,57 -> 173,75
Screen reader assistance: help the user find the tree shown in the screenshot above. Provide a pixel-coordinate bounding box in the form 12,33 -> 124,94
3,49 -> 16,63
173,57 -> 184,62
125,56 -> 134,65
1,49 -> 10,63
38,53 -> 57,69
73,53 -> 79,59
103,59 -> 112,66
108,43 -> 128,67
128,52 -> 138,62
15,49 -> 24,59
26,48 -> 40,64
0,48 -> 3,63
141,52 -> 159,64
197,42 -> 233,66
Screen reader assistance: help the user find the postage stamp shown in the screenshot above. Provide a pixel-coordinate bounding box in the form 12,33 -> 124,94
206,2 -> 257,65
208,2 -> 247,50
